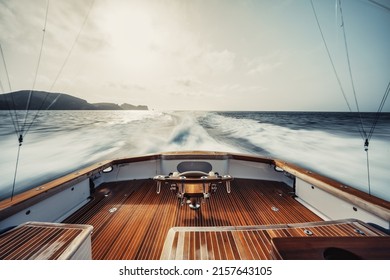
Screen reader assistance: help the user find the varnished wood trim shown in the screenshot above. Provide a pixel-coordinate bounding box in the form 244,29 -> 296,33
0,152 -> 269,217
0,160 -> 113,218
1,151 -> 388,226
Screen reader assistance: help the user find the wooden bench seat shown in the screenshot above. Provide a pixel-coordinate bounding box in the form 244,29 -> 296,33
160,219 -> 388,260
0,222 -> 93,260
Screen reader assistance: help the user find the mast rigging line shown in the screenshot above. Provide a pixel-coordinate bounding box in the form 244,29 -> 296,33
309,0 -> 365,140
48,0 -> 96,94
367,0 -> 390,12
367,81 -> 390,142
6,0 -> 50,202
5,0 -> 96,201
20,0 -> 50,141
0,44 -> 21,139
23,0 -> 96,137
310,0 -> 389,195
364,80 -> 390,196
338,0 -> 367,141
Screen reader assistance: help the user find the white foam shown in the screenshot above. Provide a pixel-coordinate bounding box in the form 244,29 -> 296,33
203,112 -> 389,200
0,111 -> 388,201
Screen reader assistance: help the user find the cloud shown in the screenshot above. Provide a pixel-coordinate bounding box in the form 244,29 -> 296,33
202,49 -> 236,73
146,26 -> 237,77
103,81 -> 147,92
0,1 -> 45,52
247,61 -> 282,76
219,83 -> 267,94
168,76 -> 204,98
246,51 -> 284,76
3,0 -> 388,111
162,76 -> 225,102
175,77 -> 202,88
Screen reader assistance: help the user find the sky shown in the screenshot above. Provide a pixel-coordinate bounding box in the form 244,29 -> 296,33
0,0 -> 389,111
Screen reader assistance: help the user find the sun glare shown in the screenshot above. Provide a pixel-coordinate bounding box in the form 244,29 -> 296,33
104,6 -> 154,49
95,2 -> 175,82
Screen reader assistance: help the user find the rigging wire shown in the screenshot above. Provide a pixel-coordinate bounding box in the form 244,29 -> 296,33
0,44 -> 21,139
10,145 -> 23,200
310,0 -> 352,112
338,1 -> 389,144
0,81 -> 18,141
0,86 -> 20,141
365,144 -> 371,195
337,1 -> 382,198
7,0 -> 50,201
367,0 -> 390,12
6,0 -> 95,201
339,0 -> 389,194
309,0 -> 366,140
48,0 -> 95,95
23,0 -> 95,136
20,0 -> 50,140
1,44 -> 25,201
311,0 -> 389,195
367,81 -> 390,142
364,80 -> 390,195
338,0 -> 368,141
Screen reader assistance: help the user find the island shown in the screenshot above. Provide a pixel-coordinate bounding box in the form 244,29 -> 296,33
0,90 -> 148,110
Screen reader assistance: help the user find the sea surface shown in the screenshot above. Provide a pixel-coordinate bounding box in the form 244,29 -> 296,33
0,110 -> 389,201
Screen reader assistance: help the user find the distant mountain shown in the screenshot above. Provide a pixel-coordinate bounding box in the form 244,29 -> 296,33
92,103 -> 123,110
120,103 -> 148,110
0,90 -> 148,110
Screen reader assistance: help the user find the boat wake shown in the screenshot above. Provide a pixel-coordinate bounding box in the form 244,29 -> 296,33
0,110 -> 389,201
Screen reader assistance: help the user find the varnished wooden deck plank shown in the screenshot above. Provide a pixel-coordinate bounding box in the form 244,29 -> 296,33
63,178 -> 327,259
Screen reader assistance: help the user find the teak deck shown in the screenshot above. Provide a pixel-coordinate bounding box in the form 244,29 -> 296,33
61,178 -> 387,260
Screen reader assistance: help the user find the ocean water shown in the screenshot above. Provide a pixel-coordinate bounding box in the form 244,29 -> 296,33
0,110 -> 389,201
